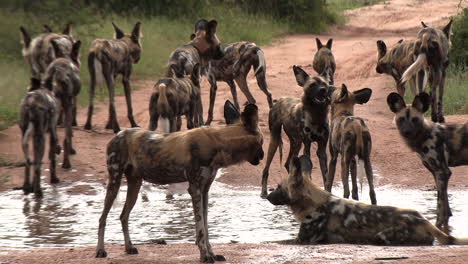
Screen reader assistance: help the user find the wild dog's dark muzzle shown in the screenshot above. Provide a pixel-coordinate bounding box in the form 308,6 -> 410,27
266,186 -> 290,205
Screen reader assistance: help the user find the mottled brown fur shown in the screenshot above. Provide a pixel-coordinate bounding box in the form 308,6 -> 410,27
84,22 -> 142,133
261,66 -> 332,198
387,92 -> 468,230
327,84 -> 376,205
313,38 -> 336,85
267,155 -> 468,245
95,103 -> 263,263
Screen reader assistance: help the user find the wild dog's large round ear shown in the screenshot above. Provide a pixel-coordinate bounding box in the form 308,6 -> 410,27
131,22 -> 142,42
443,19 -> 453,40
224,100 -> 240,125
241,104 -> 259,131
334,83 -> 348,103
421,21 -> 428,28
387,92 -> 406,113
30,78 -> 41,91
412,92 -> 430,113
62,22 -> 73,36
208,20 -> 218,34
376,40 -> 387,58
112,22 -> 125,39
50,39 -> 66,58
43,24 -> 53,33
397,39 -> 404,44
315,38 -> 323,50
353,88 -> 372,104
19,26 -> 31,48
326,38 -> 333,49
71,40 -> 81,64
293,65 -> 309,87
190,34 -> 195,40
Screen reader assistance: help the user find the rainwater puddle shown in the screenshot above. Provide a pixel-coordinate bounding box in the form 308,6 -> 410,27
0,173 -> 467,248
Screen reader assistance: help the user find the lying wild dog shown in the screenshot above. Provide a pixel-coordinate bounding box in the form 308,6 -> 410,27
20,23 -> 74,79
267,155 -> 468,245
95,103 -> 264,263
376,39 -> 427,97
205,41 -> 273,125
84,22 -> 142,133
148,63 -> 202,132
261,66 -> 331,198
313,38 -> 336,85
401,20 -> 453,123
166,19 -> 224,127
43,40 -> 82,169
19,78 -> 61,197
327,84 -> 376,205
387,92 -> 468,231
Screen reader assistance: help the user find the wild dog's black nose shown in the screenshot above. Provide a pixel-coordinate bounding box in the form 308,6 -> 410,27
376,66 -> 383,74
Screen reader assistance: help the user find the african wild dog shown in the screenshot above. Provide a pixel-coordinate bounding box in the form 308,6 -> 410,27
205,41 -> 273,125
261,66 -> 331,198
267,155 -> 468,245
20,23 -> 74,79
84,22 -> 142,133
387,92 -> 468,231
148,63 -> 202,132
166,19 -> 224,127
327,84 -> 376,205
313,38 -> 335,85
43,39 -> 82,169
95,103 -> 263,263
376,39 -> 426,97
401,20 -> 453,123
19,78 -> 61,197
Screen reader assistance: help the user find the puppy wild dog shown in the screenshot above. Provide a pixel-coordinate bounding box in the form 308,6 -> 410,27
205,41 -> 273,125
20,23 -> 74,79
84,22 -> 142,133
401,20 -> 453,122
267,155 -> 468,245
261,66 -> 331,198
95,103 -> 264,263
313,38 -> 336,85
19,78 -> 61,197
148,63 -> 202,132
387,92 -> 468,230
376,39 -> 426,97
327,84 -> 376,205
166,19 -> 224,126
43,39 -> 82,169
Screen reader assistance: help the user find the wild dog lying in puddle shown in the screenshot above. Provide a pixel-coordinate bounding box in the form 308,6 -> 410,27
96,102 -> 264,263
267,155 -> 468,245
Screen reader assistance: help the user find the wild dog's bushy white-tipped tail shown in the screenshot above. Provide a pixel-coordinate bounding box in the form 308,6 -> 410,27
401,54 -> 427,84
427,222 -> 468,245
94,58 -> 105,89
156,83 -> 171,133
254,49 -> 266,76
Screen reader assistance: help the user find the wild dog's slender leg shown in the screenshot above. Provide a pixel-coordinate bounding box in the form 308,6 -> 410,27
21,125 -> 32,194
417,70 -> 426,94
177,116 -> 183,131
72,96 -> 78,127
364,156 -> 377,205
341,149 -> 352,199
303,139 -> 312,169
286,139 -> 302,173
120,175 -> 142,254
48,118 -> 60,184
429,70 -> 441,122
205,76 -> 218,126
436,173 -> 451,232
235,74 -> 256,104
188,181 -> 212,263
69,97 -> 77,155
32,129 -> 45,197
350,158 -> 359,201
227,80 -> 240,110
96,163 -> 124,258
169,117 -> 177,133
326,148 -> 338,193
437,70 -> 446,123
62,98 -> 73,169
255,70 -> 273,108
317,139 -> 328,189
261,124 -> 281,198
148,113 -> 159,131
122,74 -> 139,128
104,70 -> 120,133
84,53 -> 97,130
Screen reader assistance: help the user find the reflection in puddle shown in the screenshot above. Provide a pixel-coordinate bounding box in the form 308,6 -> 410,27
0,176 -> 467,248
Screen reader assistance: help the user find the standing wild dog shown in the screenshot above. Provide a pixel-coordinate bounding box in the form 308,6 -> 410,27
19,78 -> 61,197
327,84 -> 376,205
43,40 -> 82,169
166,19 -> 224,127
205,41 -> 273,125
95,103 -> 264,263
148,63 -> 202,132
261,66 -> 331,198
401,20 -> 453,123
20,23 -> 74,79
376,39 -> 427,97
267,155 -> 468,245
387,92 -> 468,230
313,38 -> 336,85
84,22 -> 142,133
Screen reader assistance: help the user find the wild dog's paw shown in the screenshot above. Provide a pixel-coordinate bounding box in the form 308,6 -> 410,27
83,123 -> 92,130
50,177 -> 60,184
214,255 -> 226,261
55,144 -> 62,155
22,185 -> 33,195
95,249 -> 107,258
70,148 -> 77,155
126,246 -> 139,255
62,160 -> 71,169
34,189 -> 43,198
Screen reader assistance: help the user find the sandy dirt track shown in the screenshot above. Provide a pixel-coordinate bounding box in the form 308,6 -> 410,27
0,0 -> 467,263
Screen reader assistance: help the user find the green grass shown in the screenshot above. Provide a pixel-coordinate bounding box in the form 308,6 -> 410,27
327,0 -> 385,13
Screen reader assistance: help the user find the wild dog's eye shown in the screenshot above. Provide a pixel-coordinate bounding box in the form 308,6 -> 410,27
411,117 -> 419,124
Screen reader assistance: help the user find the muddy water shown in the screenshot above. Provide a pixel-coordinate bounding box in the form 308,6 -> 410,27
0,171 -> 467,248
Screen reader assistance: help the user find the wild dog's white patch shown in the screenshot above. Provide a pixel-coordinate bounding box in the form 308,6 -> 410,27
149,133 -> 161,141
331,199 -> 346,215
344,213 -> 357,227
159,118 -> 170,134
107,152 -> 116,162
